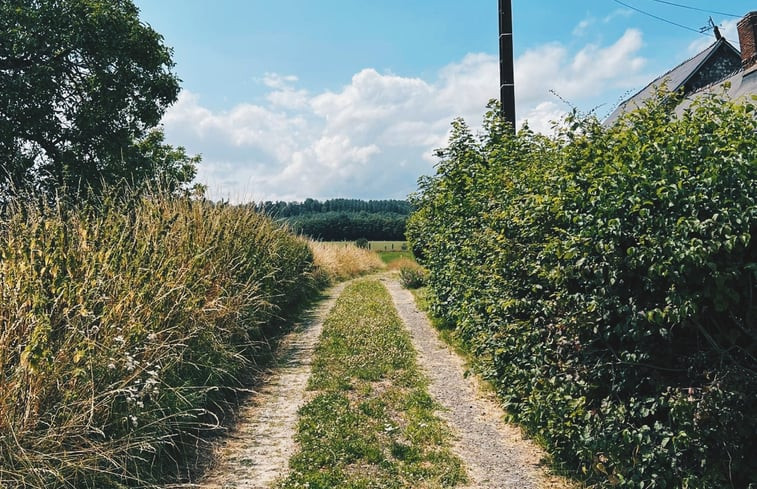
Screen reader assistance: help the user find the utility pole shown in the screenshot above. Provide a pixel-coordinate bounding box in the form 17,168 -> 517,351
499,0 -> 515,132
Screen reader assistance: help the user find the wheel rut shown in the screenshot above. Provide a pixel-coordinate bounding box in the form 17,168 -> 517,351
382,275 -> 574,489
180,282 -> 346,489
178,276 -> 573,489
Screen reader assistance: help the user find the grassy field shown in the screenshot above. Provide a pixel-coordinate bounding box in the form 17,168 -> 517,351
314,240 -> 414,267
368,240 -> 408,251
309,241 -> 384,282
323,240 -> 409,252
277,279 -> 466,489
378,250 -> 414,265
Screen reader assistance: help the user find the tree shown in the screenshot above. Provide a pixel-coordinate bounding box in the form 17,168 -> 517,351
0,0 -> 189,196
132,129 -> 199,194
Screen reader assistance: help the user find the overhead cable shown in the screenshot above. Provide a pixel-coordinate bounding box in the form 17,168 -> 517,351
649,0 -> 740,19
613,0 -> 709,35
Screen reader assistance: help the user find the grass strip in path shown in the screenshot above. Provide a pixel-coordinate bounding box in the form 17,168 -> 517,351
276,279 -> 466,489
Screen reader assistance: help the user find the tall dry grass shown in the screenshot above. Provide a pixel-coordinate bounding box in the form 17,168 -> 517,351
308,241 -> 384,282
0,191 -> 319,487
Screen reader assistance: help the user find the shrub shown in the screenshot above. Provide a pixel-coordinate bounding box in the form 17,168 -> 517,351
355,237 -> 369,249
408,93 -> 757,488
398,263 -> 428,289
0,190 -> 319,487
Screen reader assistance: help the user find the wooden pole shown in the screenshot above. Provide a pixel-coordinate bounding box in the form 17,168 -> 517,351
499,0 -> 516,132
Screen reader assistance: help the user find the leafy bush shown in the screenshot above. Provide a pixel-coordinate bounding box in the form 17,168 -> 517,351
408,92 -> 757,488
399,264 -> 428,289
355,237 -> 370,249
0,190 -> 319,487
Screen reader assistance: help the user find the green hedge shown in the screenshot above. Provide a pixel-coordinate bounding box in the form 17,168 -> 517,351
408,93 -> 757,488
0,192 -> 320,487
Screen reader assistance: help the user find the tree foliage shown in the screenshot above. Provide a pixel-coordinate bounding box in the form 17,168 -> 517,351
287,211 -> 408,241
408,93 -> 757,488
0,0 -> 193,196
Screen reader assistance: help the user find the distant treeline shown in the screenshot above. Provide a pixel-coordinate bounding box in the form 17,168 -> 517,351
258,198 -> 412,217
256,199 -> 411,241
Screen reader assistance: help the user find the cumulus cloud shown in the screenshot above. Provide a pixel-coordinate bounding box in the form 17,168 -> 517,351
516,29 -> 646,105
161,31 -> 649,202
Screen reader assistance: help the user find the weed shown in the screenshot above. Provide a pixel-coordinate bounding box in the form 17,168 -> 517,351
398,264 -> 428,289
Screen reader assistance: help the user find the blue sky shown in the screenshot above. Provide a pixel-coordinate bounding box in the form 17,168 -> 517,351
133,0 -> 753,202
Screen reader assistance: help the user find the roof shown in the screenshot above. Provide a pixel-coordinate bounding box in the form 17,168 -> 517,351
675,66 -> 757,114
604,38 -> 741,125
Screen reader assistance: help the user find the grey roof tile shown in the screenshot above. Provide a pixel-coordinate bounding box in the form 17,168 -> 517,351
604,38 -> 740,125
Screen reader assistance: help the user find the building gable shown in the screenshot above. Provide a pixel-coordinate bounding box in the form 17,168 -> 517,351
605,38 -> 741,125
684,42 -> 742,93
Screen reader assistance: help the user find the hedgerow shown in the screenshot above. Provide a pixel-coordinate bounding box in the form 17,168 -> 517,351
408,91 -> 757,488
0,191 -> 319,487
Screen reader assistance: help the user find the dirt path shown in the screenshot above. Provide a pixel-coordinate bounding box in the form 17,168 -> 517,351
176,276 -> 573,489
383,276 -> 574,489
183,282 -> 346,489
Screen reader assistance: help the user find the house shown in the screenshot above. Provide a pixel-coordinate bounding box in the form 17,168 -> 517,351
605,11 -> 757,125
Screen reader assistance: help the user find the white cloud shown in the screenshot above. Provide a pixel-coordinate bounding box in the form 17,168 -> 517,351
573,18 -> 594,36
603,8 -> 633,23
520,101 -> 566,135
516,29 -> 646,104
313,135 -> 380,168
161,31 -> 649,202
261,73 -> 299,89
267,88 -> 310,110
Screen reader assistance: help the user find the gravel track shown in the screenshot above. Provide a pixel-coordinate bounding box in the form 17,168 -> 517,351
180,283 -> 346,489
173,276 -> 573,489
383,275 -> 574,489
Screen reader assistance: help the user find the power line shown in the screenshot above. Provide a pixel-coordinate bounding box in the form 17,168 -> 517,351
613,0 -> 708,35
649,0 -> 740,19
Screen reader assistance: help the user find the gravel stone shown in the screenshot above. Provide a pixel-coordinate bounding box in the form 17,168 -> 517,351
181,282 -> 346,489
383,275 -> 574,489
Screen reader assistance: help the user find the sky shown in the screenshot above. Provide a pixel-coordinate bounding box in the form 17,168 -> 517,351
133,0 -> 754,203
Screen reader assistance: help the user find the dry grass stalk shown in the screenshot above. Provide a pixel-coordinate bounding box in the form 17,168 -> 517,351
308,241 -> 384,282
0,189 -> 319,487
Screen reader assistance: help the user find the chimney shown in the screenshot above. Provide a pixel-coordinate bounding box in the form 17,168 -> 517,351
737,11 -> 757,70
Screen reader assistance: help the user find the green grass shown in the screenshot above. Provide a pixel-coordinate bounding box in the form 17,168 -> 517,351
319,241 -> 411,264
277,280 -> 466,489
323,241 -> 408,252
378,250 -> 414,265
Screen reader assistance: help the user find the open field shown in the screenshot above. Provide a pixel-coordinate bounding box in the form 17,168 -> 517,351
320,240 -> 409,252
368,240 -> 408,251
378,250 -> 415,265
308,240 -> 384,282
